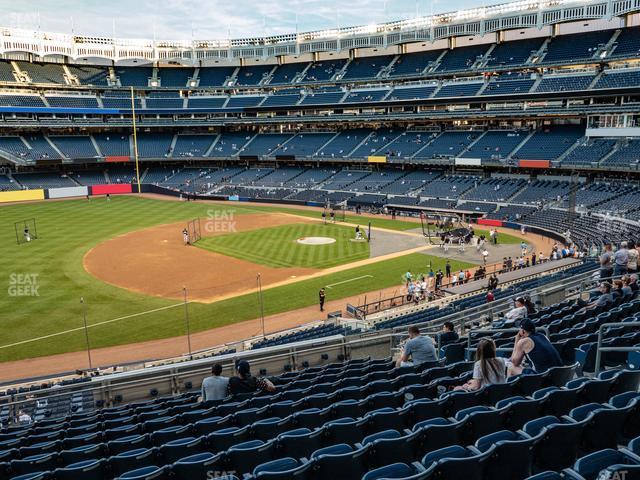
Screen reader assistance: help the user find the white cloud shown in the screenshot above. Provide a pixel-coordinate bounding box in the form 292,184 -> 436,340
0,0 -> 484,39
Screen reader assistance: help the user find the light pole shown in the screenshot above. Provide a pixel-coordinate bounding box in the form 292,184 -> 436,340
80,297 -> 92,370
257,274 -> 265,338
183,287 -> 192,359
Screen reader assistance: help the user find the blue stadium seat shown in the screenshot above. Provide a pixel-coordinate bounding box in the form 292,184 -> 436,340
363,462 -> 427,480
116,466 -> 169,480
158,436 -> 203,463
104,425 -> 140,441
206,427 -> 249,453
252,457 -> 312,479
225,439 -> 275,475
495,396 -> 544,430
324,417 -> 368,445
310,444 -> 370,480
170,452 -> 223,480
107,435 -> 149,455
454,406 -> 504,444
360,429 -> 402,446
365,408 -> 407,433
532,386 -> 581,416
572,449 -> 640,480
54,459 -> 107,480
109,448 -> 158,477
523,416 -> 586,471
570,402 -> 634,452
412,417 -> 462,452
251,417 -> 289,441
60,443 -> 106,465
525,473 -> 570,480
11,453 -> 59,476
149,425 -> 189,446
421,445 -> 491,480
598,369 -> 640,396
275,428 -> 323,459
475,430 -> 536,479
192,416 -> 228,435
366,430 -> 422,468
566,377 -> 615,404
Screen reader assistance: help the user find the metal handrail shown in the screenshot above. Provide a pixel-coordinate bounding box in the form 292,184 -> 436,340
594,321 -> 640,375
0,335 -> 350,410
465,327 -> 551,351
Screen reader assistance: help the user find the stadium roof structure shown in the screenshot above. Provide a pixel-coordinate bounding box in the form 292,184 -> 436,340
0,0 -> 638,63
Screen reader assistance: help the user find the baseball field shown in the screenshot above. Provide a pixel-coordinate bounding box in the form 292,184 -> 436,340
0,195 -> 524,370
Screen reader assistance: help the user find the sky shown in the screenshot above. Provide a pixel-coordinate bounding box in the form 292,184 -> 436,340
0,0 -> 489,40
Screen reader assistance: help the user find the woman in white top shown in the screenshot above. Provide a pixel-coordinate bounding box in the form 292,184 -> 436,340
455,338 -> 507,391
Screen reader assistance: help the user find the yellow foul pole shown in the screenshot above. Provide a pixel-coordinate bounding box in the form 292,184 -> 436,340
130,86 -> 141,193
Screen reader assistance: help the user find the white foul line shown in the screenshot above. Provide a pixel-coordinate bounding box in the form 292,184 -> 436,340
325,275 -> 373,289
0,302 -> 187,350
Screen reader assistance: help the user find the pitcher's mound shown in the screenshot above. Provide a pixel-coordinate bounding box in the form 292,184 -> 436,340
297,236 -> 336,245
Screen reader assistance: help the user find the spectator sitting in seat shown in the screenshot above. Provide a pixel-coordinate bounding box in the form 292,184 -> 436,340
522,296 -> 537,316
454,338 -> 506,391
612,279 -> 625,300
227,360 -> 276,396
200,363 -> 229,402
508,319 -> 562,376
629,274 -> 639,294
438,321 -> 459,346
17,410 -> 32,425
501,297 -> 528,326
621,276 -> 634,298
581,282 -> 614,310
396,325 -> 437,367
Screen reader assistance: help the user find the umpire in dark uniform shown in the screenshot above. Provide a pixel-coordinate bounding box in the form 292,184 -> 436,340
319,288 -> 326,312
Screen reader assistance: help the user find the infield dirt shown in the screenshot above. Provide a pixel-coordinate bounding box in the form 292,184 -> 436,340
83,212 -> 317,302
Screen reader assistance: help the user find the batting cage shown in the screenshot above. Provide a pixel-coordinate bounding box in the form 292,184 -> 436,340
15,218 -> 38,245
322,202 -> 347,223
419,212 -> 467,245
186,218 -> 202,245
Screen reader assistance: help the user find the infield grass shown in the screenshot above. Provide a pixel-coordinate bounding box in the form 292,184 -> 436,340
196,223 -> 369,268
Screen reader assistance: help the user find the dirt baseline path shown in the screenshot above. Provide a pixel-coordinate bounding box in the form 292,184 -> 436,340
83,213 -> 317,302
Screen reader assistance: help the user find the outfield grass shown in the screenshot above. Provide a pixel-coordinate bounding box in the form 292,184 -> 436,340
0,195 -> 479,362
197,223 -> 369,269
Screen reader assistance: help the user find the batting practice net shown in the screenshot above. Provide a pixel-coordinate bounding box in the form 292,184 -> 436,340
323,202 -> 346,223
187,218 -> 202,245
15,218 -> 38,245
